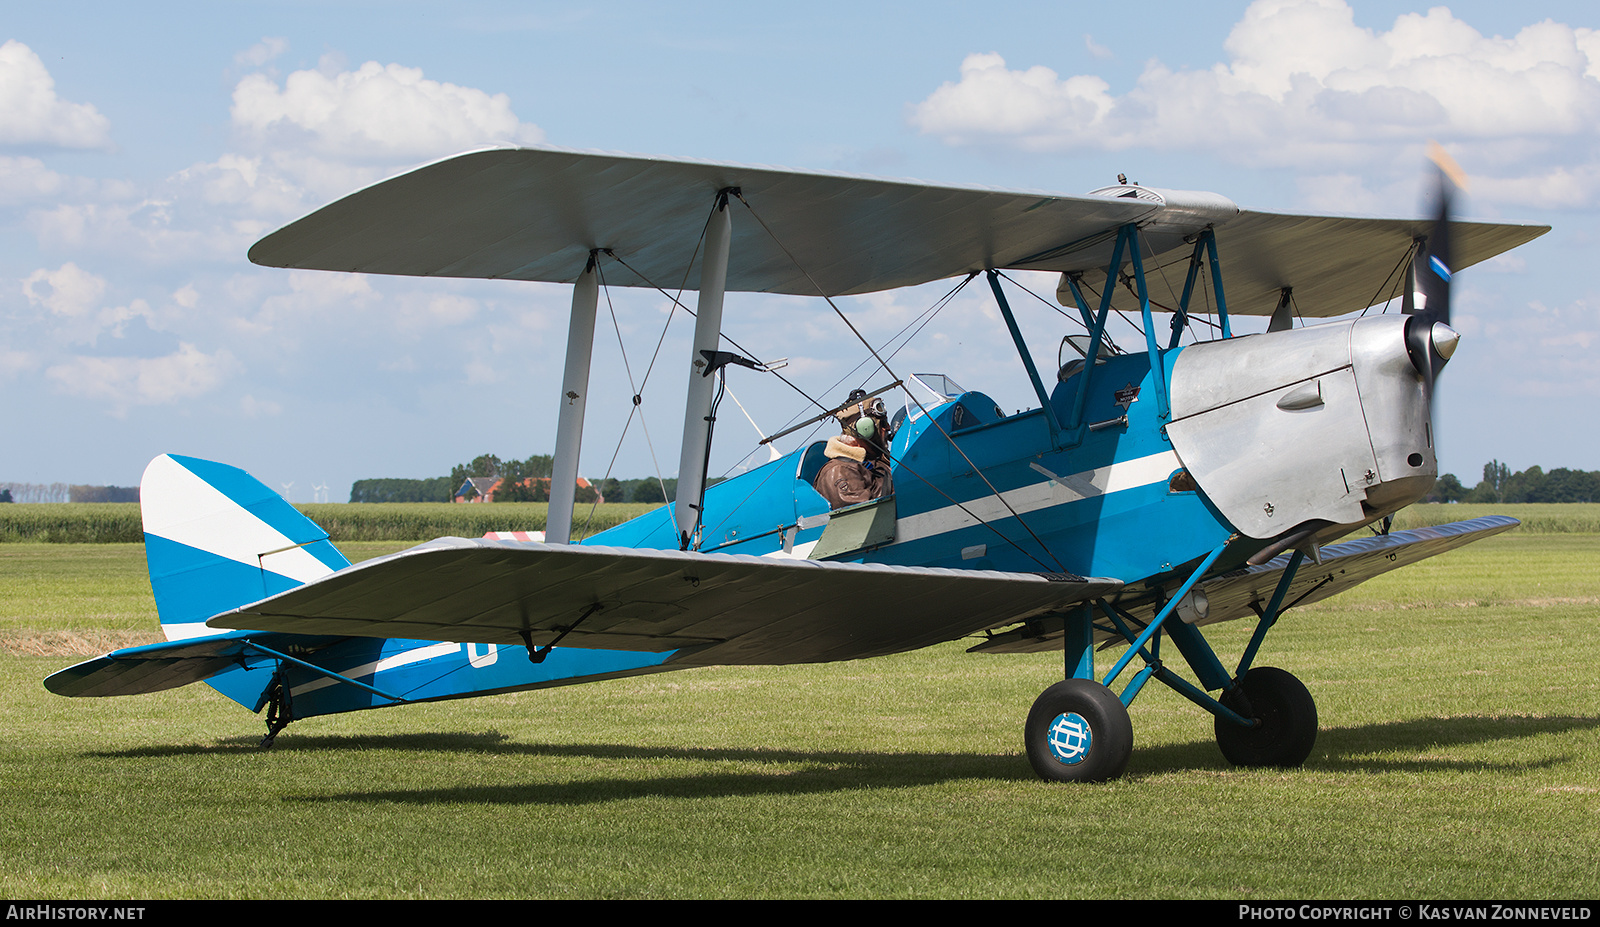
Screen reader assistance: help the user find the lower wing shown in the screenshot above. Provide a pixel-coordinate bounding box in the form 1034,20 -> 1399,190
969,516 -> 1519,653
209,538 -> 1122,666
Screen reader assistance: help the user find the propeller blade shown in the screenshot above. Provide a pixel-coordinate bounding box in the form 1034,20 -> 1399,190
1406,142 -> 1467,386
1420,141 -> 1464,328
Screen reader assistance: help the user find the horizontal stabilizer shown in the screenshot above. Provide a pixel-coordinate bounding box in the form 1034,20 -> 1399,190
44,631 -> 288,698
971,516 -> 1519,654
212,538 -> 1122,665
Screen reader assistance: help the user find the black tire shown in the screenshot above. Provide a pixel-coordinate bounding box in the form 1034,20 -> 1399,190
1025,679 -> 1133,783
1215,666 -> 1317,768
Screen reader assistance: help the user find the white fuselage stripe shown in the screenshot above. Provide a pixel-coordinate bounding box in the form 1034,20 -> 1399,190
894,450 -> 1180,545
295,641 -> 462,695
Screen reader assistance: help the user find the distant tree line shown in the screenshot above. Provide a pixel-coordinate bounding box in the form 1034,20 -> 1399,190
69,485 -> 139,503
2,482 -> 70,503
349,451 -> 677,504
0,483 -> 137,503
1426,460 -> 1600,504
348,477 -> 456,503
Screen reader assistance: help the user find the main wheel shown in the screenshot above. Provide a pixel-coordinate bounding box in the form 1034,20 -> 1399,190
1025,679 -> 1133,782
1214,666 -> 1317,768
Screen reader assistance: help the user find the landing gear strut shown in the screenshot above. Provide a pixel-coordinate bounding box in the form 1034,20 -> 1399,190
1214,666 -> 1317,768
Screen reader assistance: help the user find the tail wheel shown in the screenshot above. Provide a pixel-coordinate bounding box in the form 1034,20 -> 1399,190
1215,666 -> 1317,768
1025,679 -> 1133,783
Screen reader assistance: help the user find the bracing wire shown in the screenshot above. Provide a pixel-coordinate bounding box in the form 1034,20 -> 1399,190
1359,244 -> 1417,318
733,191 -> 1069,573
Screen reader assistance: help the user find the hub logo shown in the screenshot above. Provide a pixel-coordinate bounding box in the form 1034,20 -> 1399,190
1048,712 -> 1091,764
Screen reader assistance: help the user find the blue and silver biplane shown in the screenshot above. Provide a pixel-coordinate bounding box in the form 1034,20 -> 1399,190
46,147 -> 1546,781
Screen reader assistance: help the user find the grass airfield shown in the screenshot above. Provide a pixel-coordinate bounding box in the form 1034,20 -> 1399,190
2,521 -> 1598,898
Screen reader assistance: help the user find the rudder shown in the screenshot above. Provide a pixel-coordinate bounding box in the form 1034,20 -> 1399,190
141,454 -> 349,640
141,454 -> 350,711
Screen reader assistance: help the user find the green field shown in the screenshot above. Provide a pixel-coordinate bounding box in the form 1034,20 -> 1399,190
2,514 -> 1598,898
0,501 -> 664,543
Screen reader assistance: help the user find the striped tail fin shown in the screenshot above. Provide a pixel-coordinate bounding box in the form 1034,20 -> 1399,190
141,453 -> 349,639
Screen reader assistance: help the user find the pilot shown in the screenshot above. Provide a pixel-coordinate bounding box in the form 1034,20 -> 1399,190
812,389 -> 895,508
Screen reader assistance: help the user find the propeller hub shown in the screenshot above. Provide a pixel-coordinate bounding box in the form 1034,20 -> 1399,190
1431,322 -> 1460,361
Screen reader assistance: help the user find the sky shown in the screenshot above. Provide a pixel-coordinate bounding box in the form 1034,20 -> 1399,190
3,0 -> 1597,501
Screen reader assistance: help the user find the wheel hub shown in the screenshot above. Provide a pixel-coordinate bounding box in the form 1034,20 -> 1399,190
1047,711 -> 1093,764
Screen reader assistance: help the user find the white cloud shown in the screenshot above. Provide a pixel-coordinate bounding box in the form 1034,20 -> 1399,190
231,60 -> 545,162
909,0 -> 1600,201
19,263 -> 193,351
0,40 -> 111,149
26,154 -> 321,263
22,262 -> 105,319
0,156 -> 71,203
235,37 -> 288,70
46,342 -> 234,413
18,53 -> 548,270
1459,295 -> 1600,397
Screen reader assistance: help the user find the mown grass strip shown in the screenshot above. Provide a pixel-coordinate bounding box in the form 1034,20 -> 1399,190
4,531 -> 1598,898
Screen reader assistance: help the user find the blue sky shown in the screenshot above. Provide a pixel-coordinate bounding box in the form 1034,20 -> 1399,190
3,1 -> 1596,500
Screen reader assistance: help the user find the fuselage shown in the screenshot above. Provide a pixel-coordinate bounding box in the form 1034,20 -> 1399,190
590,312 -> 1441,590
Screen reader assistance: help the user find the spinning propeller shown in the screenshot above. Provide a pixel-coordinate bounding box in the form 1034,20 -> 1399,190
1405,143 -> 1468,389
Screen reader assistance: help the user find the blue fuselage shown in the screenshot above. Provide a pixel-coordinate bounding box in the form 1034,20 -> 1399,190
589,349 -> 1233,585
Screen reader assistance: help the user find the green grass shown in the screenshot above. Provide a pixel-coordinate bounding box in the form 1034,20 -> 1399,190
2,525 -> 1598,897
0,502 -> 663,544
6,501 -> 1599,544
1395,503 -> 1600,533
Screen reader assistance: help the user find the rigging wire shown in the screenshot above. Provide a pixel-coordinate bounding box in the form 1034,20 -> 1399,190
733,191 -> 1068,573
1138,227 -> 1189,342
575,254 -> 673,538
991,269 -> 1134,356
575,193 -> 834,540
764,271 -> 978,444
1358,244 -> 1416,318
607,252 -> 834,422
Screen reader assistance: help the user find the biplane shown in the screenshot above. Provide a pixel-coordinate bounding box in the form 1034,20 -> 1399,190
46,145 -> 1546,782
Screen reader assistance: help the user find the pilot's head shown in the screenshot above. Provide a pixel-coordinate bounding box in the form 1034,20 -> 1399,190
836,389 -> 893,452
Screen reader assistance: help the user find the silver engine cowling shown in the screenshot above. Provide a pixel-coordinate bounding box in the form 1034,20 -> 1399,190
1165,315 -> 1447,540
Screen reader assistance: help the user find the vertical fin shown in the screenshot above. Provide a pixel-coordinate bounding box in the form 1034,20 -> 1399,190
142,454 -> 349,640
140,454 -> 350,711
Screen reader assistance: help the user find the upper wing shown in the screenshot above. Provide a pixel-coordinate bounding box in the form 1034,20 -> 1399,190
970,516 -> 1519,654
209,537 -> 1122,666
248,146 -> 1155,297
249,145 -> 1547,314
1113,211 -> 1548,319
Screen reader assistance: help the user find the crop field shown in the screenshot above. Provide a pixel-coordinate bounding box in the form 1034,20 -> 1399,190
1,509 -> 1598,898
0,501 -> 663,544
